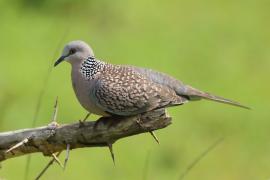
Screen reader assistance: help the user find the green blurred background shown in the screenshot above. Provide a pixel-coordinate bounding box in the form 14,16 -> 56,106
0,0 -> 269,179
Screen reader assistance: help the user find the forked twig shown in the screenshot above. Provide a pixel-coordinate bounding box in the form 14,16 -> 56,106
52,153 -> 64,169
178,137 -> 224,180
35,98 -> 61,179
36,144 -> 69,179
35,152 -> 62,180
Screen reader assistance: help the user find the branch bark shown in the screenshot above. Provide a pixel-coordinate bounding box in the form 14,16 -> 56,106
0,108 -> 171,162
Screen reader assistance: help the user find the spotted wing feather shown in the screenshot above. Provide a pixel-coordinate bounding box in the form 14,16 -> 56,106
92,65 -> 187,116
131,66 -> 249,109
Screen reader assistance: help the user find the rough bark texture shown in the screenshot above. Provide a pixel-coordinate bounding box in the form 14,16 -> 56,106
0,108 -> 171,162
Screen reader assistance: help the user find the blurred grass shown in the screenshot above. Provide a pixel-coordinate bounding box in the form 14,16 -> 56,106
0,0 -> 269,179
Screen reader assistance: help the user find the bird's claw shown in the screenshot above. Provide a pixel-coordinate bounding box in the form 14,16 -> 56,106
79,120 -> 86,128
79,113 -> 91,128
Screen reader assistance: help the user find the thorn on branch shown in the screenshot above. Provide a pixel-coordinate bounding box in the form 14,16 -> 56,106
52,153 -> 64,169
107,143 -> 115,165
47,97 -> 60,129
52,96 -> 58,123
6,135 -> 33,154
136,119 -> 160,144
64,144 -> 70,170
149,131 -> 159,144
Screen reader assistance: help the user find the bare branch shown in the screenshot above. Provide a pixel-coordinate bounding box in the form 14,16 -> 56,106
0,109 -> 171,162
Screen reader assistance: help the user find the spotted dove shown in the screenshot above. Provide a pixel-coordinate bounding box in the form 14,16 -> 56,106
54,40 -> 249,118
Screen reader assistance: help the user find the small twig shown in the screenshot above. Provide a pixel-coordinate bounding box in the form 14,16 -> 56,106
35,152 -> 62,180
107,143 -> 115,165
63,144 -> 70,170
6,136 -> 32,153
51,97 -> 58,123
34,98 -> 61,179
47,97 -> 59,129
178,137 -> 224,180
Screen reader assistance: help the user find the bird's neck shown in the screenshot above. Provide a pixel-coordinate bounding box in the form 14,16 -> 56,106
79,56 -> 106,80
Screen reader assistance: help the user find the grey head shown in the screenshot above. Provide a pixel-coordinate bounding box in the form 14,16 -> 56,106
54,40 -> 95,67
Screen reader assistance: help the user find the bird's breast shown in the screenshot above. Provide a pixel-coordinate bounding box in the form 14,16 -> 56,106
71,69 -> 109,116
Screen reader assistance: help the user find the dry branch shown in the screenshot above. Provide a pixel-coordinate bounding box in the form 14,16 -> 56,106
0,108 -> 171,162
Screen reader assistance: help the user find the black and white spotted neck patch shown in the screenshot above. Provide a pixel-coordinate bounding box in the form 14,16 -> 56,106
80,56 -> 105,80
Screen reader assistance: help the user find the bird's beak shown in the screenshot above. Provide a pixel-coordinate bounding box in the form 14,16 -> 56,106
54,55 -> 67,67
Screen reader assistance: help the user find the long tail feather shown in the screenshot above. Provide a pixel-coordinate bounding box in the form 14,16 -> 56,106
184,85 -> 250,109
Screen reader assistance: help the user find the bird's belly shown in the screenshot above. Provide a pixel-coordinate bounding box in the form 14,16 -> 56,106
72,79 -> 109,117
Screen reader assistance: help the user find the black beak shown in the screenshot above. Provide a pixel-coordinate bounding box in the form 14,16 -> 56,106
54,55 -> 66,67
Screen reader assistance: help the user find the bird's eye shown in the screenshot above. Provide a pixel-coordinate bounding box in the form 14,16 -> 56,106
69,49 -> 76,54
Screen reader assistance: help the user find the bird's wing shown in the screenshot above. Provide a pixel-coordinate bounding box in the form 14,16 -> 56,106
91,65 -> 187,116
131,66 -> 249,109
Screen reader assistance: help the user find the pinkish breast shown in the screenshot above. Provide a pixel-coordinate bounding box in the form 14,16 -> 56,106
71,68 -> 110,116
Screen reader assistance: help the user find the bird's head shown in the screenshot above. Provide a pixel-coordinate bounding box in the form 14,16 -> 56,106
54,40 -> 94,67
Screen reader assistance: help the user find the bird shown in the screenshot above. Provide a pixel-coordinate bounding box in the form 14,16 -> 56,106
54,40 -> 248,116
54,40 -> 249,160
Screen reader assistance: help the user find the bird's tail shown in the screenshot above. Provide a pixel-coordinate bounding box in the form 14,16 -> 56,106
184,85 -> 250,109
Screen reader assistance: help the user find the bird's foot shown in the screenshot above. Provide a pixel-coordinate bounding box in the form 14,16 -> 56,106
79,113 -> 91,128
79,120 -> 85,128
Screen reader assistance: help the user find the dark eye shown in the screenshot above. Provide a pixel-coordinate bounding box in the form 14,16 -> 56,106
69,49 -> 76,54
